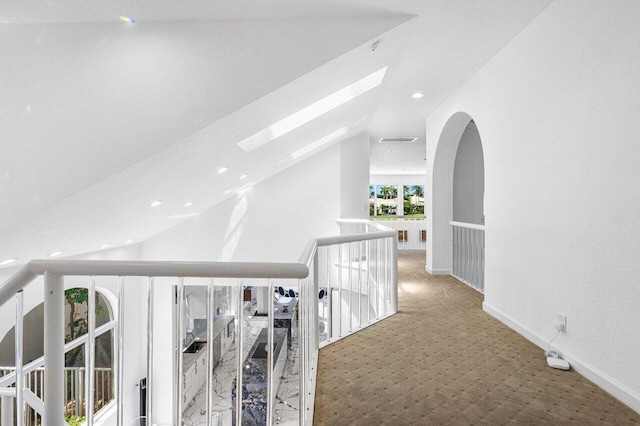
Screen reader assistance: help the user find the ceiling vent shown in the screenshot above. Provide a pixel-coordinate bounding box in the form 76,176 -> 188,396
378,137 -> 418,143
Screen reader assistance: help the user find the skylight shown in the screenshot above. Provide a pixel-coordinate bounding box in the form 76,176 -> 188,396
237,67 -> 387,152
273,117 -> 368,168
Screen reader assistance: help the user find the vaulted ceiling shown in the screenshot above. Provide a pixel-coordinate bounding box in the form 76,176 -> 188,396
0,0 -> 553,266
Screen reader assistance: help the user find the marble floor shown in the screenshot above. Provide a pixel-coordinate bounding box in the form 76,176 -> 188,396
182,315 -> 300,426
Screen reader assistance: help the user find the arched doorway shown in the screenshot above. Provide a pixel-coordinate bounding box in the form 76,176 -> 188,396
428,112 -> 485,291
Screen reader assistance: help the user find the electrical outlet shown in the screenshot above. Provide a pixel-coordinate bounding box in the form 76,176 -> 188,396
556,314 -> 567,332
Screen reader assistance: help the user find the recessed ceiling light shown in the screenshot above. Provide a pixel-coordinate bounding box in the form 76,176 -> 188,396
48,251 -> 63,258
184,201 -> 194,207
0,258 -> 17,266
101,243 -> 112,249
411,92 -> 425,99
119,16 -> 136,24
239,174 -> 248,180
124,239 -> 134,245
217,167 -> 228,174
238,67 -> 387,152
149,200 -> 163,207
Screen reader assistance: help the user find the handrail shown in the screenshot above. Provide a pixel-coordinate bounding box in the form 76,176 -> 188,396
321,218 -> 396,246
0,259 -> 308,307
316,230 -> 395,247
450,220 -> 485,231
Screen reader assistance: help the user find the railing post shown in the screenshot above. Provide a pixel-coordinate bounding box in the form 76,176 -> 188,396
116,277 -> 125,426
313,250 -> 319,354
326,246 -> 332,342
366,240 -> 371,325
206,278 -> 215,426
337,244 -> 342,338
267,279 -> 274,426
174,277 -> 185,424
15,290 -> 24,426
357,241 -> 362,329
390,237 -> 398,315
375,239 -> 380,321
146,277 -> 154,425
1,396 -> 13,425
86,277 -> 96,424
348,242 -> 353,332
44,271 -> 65,426
235,280 -> 244,426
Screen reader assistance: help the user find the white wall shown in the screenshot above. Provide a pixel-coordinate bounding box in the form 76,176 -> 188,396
370,174 -> 426,186
141,143 -> 346,263
426,0 -> 640,412
452,123 -> 484,224
341,134 -> 371,219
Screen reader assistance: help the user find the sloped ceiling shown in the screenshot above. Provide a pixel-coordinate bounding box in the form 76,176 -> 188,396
0,0 -> 553,266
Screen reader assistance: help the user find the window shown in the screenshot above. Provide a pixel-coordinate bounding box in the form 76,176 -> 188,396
403,185 -> 424,216
375,185 -> 398,216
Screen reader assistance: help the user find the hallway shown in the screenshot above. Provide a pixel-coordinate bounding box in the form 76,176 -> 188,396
313,250 -> 640,425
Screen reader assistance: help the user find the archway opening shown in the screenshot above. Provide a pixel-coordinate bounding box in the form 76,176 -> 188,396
428,112 -> 485,291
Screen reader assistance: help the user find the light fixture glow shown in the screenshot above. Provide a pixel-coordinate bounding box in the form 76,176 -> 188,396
0,258 -> 17,266
184,201 -> 194,207
149,200 -> 163,207
273,117 -> 368,168
48,251 -> 63,258
239,174 -> 248,180
101,243 -> 112,249
217,167 -> 228,174
124,239 -> 134,245
411,92 -> 425,99
237,67 -> 387,152
119,16 -> 136,24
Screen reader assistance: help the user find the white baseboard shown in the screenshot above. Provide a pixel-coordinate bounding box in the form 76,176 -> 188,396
425,266 -> 451,275
483,302 -> 640,415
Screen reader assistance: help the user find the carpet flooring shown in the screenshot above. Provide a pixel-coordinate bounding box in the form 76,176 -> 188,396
313,250 -> 640,425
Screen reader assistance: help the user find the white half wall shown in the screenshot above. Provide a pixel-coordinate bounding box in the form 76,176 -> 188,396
426,0 -> 640,413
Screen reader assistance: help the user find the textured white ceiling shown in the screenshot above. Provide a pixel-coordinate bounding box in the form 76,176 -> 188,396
0,0 -> 553,267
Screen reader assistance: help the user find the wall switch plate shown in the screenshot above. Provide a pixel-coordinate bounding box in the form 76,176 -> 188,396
556,314 -> 567,332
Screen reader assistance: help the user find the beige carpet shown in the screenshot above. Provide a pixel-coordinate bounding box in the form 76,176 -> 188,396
313,250 -> 640,425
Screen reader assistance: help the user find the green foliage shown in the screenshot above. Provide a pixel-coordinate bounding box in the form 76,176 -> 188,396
65,415 -> 86,426
377,185 -> 397,200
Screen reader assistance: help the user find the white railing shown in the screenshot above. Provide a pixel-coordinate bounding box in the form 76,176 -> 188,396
450,221 -> 485,292
0,218 -> 397,426
315,219 -> 398,346
370,217 -> 427,250
0,366 -> 113,424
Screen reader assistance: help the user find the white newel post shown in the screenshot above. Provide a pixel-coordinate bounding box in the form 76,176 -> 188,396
44,271 -> 65,426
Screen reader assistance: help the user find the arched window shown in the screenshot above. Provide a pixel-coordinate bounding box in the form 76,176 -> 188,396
0,287 -> 115,424
63,287 -> 115,421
